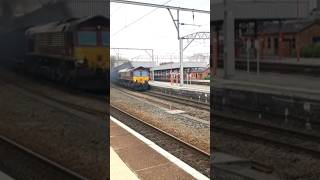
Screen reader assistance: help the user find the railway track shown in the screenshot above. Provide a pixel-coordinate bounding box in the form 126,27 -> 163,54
112,84 -> 210,111
0,69 -> 108,179
144,90 -> 210,111
110,105 -> 210,177
0,74 -> 106,118
0,135 -> 88,180
213,110 -> 320,158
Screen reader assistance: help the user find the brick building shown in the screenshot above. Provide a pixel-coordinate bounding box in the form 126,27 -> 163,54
241,19 -> 320,58
153,62 -> 208,81
189,67 -> 210,80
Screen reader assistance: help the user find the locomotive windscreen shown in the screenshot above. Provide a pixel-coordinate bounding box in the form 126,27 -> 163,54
102,32 -> 109,47
133,70 -> 149,77
78,31 -> 97,46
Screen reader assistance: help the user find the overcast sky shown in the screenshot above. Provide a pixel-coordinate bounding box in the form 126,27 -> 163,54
110,0 -> 210,64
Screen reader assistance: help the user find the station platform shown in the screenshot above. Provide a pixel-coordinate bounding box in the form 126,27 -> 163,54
0,171 -> 14,180
214,69 -> 320,99
230,57 -> 320,76
238,57 -> 320,66
149,81 -> 209,93
110,116 -> 208,180
213,69 -> 320,124
188,79 -> 209,86
213,152 -> 281,180
149,81 -> 210,103
110,147 -> 139,180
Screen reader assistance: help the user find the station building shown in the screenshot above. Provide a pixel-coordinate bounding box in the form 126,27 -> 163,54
153,62 -> 209,81
239,19 -> 320,58
189,67 -> 210,80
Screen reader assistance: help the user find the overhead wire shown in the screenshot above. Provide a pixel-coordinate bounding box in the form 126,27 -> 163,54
110,4 -> 124,17
111,0 -> 174,36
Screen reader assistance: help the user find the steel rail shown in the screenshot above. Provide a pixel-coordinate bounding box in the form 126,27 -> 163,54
213,112 -> 320,158
0,135 -> 89,180
145,90 -> 210,111
111,105 -> 210,157
111,85 -> 210,111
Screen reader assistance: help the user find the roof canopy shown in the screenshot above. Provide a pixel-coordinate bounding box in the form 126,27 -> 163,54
260,20 -> 318,34
153,62 -> 208,71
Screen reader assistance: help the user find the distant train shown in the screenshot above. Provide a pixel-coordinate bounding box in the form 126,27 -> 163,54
118,66 -> 150,91
0,15 -> 109,90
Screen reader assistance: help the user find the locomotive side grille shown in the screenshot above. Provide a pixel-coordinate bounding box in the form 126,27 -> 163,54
35,32 -> 66,55
37,33 -> 65,47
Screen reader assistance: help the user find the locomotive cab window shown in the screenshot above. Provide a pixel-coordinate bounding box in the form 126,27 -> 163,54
133,71 -> 141,76
102,32 -> 109,47
78,31 -> 97,46
133,70 -> 149,77
141,70 -> 149,77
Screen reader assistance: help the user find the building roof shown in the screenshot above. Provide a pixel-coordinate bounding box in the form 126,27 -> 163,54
153,62 -> 208,71
129,61 -> 155,69
259,20 -> 317,34
190,67 -> 209,73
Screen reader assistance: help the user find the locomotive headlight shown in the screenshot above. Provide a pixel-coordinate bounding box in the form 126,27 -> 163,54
97,25 -> 101,30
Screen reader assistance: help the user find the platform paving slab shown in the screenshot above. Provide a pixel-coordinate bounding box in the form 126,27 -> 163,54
0,171 -> 14,180
110,147 -> 139,180
110,119 -> 196,180
149,81 -> 210,93
214,69 -> 320,99
110,132 -> 146,150
136,162 -> 194,180
213,152 -> 281,180
149,81 -> 210,103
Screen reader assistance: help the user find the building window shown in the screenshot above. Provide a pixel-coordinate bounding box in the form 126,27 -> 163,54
274,37 -> 279,49
267,38 -> 271,49
292,38 -> 296,49
313,36 -> 320,44
78,31 -> 97,46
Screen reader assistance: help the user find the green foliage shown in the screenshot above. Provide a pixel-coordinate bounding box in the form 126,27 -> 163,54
204,76 -> 210,80
291,49 -> 297,57
314,46 -> 320,57
301,44 -> 320,58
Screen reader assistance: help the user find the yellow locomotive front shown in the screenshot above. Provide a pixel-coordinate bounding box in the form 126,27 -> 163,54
25,15 -> 109,90
118,66 -> 150,91
74,29 -> 109,72
71,16 -> 110,90
132,69 -> 149,85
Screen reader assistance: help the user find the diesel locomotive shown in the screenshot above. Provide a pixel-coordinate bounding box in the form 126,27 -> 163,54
118,66 -> 150,91
0,15 -> 109,90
